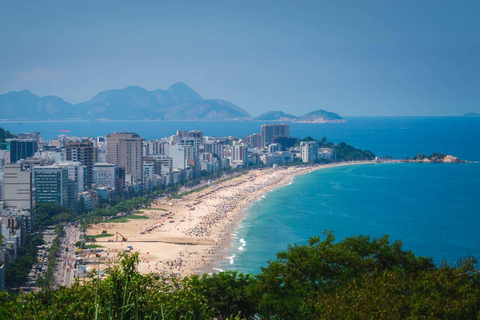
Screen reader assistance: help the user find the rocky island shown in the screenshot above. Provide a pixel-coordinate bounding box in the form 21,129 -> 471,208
255,109 -> 345,123
410,153 -> 464,163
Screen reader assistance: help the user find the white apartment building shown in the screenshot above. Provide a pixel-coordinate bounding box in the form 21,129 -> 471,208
93,163 -> 116,188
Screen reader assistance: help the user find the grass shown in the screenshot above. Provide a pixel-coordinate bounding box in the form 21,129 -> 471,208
108,214 -> 149,223
91,233 -> 114,238
172,185 -> 210,199
84,244 -> 104,249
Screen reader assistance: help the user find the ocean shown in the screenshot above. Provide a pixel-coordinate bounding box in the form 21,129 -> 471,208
1,117 -> 479,272
221,162 -> 480,273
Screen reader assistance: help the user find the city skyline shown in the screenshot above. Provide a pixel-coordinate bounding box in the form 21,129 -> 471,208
1,1 -> 479,117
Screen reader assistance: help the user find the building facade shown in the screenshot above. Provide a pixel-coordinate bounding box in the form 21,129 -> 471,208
260,124 -> 290,148
3,164 -> 35,226
107,132 -> 144,183
6,139 -> 38,164
232,143 -> 248,166
33,165 -> 69,206
93,163 -> 116,188
66,140 -> 95,187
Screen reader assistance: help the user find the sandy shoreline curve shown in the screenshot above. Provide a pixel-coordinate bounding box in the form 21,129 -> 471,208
85,160 -> 393,277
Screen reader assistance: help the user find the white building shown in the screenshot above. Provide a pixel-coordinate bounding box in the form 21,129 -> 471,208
268,143 -> 281,153
232,143 -> 248,167
169,145 -> 188,170
3,164 -> 35,213
143,161 -> 155,180
300,141 -> 318,163
93,163 -> 116,188
58,161 -> 86,193
318,148 -> 334,160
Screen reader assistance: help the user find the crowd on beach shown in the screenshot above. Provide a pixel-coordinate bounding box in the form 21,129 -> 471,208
86,165 -> 336,278
183,166 -> 315,239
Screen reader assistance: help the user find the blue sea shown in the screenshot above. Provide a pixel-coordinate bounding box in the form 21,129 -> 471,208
1,117 -> 479,271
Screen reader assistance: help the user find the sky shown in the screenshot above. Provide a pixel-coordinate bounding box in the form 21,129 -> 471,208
1,0 -> 479,117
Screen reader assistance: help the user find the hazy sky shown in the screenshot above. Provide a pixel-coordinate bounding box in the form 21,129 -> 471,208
1,0 -> 479,116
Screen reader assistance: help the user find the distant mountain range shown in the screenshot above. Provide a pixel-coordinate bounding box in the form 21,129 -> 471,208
0,83 -> 343,122
463,113 -> 480,117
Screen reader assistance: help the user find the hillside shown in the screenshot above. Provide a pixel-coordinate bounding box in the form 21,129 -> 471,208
296,109 -> 345,123
255,109 -> 344,123
254,110 -> 298,121
0,83 -> 251,121
0,85 -> 346,122
0,90 -> 75,120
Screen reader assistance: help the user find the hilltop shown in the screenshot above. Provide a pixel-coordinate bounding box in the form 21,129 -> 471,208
0,83 -> 344,122
0,83 -> 252,121
255,109 -> 345,123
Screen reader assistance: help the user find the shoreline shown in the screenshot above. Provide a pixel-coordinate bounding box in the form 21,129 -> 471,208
84,160 -> 397,277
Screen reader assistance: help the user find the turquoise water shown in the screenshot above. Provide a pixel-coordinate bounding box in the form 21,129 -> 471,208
221,162 -> 480,273
2,117 -> 479,272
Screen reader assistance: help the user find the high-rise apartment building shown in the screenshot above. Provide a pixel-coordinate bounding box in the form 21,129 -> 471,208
6,139 -> 38,163
232,143 -> 248,166
260,124 -> 290,148
188,130 -> 204,145
204,142 -> 225,158
66,140 -> 94,187
106,132 -> 144,183
247,133 -> 262,149
180,137 -> 200,160
3,164 -> 35,215
300,141 -> 318,163
33,165 -> 69,207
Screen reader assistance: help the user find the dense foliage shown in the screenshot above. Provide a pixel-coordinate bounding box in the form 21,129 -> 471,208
0,233 -> 479,319
296,137 -> 375,161
0,127 -> 15,150
5,233 -> 44,287
334,142 -> 375,161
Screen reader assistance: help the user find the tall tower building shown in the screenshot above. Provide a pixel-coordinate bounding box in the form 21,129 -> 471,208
66,140 -> 94,187
260,124 -> 290,148
6,139 -> 38,163
106,132 -> 145,183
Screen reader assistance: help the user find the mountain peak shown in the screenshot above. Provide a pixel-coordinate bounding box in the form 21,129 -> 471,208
169,82 -> 190,90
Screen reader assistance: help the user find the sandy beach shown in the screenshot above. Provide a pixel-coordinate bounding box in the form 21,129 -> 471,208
85,161 -> 381,276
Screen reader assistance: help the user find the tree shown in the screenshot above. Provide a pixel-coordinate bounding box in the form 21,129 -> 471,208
254,231 -> 435,319
189,271 -> 258,320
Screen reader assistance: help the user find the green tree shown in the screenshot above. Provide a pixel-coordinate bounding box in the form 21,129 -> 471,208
255,231 -> 435,319
189,271 -> 258,319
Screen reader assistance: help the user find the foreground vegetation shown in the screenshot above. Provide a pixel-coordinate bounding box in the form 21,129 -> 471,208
1,232 -> 478,319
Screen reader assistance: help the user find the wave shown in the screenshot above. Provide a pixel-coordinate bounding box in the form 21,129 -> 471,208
226,254 -> 236,264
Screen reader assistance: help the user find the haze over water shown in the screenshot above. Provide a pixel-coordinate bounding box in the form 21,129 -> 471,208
2,116 -> 479,160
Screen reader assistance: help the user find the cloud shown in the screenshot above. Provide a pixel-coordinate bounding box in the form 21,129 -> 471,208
16,67 -> 64,82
